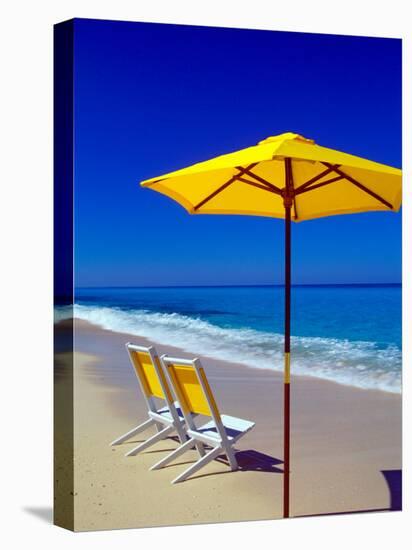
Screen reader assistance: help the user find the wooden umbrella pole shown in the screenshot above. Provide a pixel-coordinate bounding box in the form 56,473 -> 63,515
283,203 -> 291,518
283,158 -> 293,518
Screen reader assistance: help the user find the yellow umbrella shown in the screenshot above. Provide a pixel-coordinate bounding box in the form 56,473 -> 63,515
140,132 -> 402,517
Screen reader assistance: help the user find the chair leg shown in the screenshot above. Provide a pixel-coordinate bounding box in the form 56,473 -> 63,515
175,424 -> 188,445
225,445 -> 238,471
150,437 -> 197,470
125,425 -> 174,457
110,418 -> 154,446
195,441 -> 206,457
172,446 -> 222,484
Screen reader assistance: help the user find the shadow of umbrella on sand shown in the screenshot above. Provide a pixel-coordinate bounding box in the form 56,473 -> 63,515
139,132 -> 402,518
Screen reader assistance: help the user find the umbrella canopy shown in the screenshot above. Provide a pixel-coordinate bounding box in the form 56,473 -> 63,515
141,133 -> 401,221
140,132 -> 402,519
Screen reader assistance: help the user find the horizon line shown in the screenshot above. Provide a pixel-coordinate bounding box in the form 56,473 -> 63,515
75,282 -> 402,290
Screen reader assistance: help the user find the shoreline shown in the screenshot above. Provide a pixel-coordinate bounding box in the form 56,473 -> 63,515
73,317 -> 400,397
56,319 -> 402,530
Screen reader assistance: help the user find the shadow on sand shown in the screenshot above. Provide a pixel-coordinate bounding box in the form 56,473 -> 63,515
235,449 -> 284,473
182,449 -> 284,481
381,469 -> 402,511
113,435 -> 284,476
296,469 -> 402,517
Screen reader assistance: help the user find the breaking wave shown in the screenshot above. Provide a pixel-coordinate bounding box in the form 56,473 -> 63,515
56,304 -> 401,394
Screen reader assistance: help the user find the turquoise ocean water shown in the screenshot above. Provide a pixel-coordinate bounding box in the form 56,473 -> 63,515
59,284 -> 401,393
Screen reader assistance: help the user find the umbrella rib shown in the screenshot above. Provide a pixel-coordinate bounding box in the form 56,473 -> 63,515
294,165 -> 341,193
295,175 -> 344,195
236,176 -> 281,195
240,167 -> 283,194
293,195 -> 298,220
321,163 -> 394,209
193,163 -> 258,211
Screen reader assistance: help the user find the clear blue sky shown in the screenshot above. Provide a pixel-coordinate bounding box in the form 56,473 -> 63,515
73,19 -> 401,287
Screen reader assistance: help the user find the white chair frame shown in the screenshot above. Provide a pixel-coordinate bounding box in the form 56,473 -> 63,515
110,343 -> 187,458
152,355 -> 255,484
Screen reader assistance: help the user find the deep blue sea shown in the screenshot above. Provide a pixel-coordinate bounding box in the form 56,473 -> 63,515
59,284 -> 401,393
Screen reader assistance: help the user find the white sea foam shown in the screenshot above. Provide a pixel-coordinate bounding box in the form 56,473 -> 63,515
58,304 -> 401,394
54,305 -> 73,323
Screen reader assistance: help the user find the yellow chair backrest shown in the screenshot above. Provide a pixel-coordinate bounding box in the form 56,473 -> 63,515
167,363 -> 221,419
129,350 -> 172,402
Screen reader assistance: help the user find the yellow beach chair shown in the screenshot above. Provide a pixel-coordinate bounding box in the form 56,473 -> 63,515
110,343 -> 187,457
152,355 -> 255,483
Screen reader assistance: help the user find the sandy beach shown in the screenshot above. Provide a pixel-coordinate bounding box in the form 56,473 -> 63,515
55,319 -> 401,531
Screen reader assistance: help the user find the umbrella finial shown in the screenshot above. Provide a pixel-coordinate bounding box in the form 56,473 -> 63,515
258,133 -> 315,145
